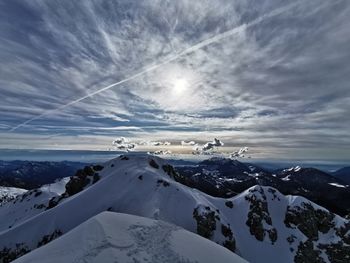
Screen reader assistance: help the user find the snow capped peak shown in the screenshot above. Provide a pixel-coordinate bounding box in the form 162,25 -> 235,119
293,166 -> 301,172
0,187 -> 27,206
283,166 -> 302,173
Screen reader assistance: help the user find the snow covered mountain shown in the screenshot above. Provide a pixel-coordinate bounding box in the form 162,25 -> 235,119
0,154 -> 349,263
13,212 -> 247,263
332,167 -> 350,184
0,160 -> 86,189
0,177 -> 69,232
0,187 -> 26,206
176,159 -> 350,217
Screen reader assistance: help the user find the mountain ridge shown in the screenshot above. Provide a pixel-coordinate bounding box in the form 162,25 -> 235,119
0,154 -> 349,263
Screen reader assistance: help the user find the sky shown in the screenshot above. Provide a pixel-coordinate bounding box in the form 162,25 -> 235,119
0,0 -> 350,161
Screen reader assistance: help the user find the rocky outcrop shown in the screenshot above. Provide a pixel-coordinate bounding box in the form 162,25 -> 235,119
193,206 -> 218,239
193,205 -> 236,252
225,201 -> 234,208
284,200 -> 350,263
285,202 -> 335,240
295,240 -> 325,263
245,187 -> 278,244
0,243 -> 29,263
149,159 -> 159,169
37,230 -> 62,248
46,165 -> 103,210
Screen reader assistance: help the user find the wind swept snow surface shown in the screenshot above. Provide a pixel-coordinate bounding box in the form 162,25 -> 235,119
13,212 -> 247,263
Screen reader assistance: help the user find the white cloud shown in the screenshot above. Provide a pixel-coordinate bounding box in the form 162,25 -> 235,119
202,138 -> 224,151
151,141 -> 171,146
181,140 -> 197,146
192,138 -> 224,155
112,137 -> 135,151
138,140 -> 171,146
230,147 -> 249,159
1,0 -> 350,160
148,150 -> 172,156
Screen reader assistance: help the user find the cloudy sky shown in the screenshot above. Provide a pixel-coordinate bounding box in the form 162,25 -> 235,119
0,0 -> 350,160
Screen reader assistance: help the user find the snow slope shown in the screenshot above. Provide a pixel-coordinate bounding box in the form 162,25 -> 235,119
13,211 -> 247,263
0,177 -> 69,232
0,154 -> 349,263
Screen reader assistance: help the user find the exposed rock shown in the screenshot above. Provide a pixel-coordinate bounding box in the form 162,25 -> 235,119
65,165 -> 102,196
119,155 -> 129,160
92,165 -> 104,171
33,190 -> 42,197
192,205 -> 236,252
225,201 -> 234,208
65,176 -> 90,196
318,242 -> 350,263
0,243 -> 29,263
33,203 -> 46,210
223,239 -> 236,252
267,188 -> 280,201
295,240 -> 325,263
335,221 -> 350,245
193,206 -> 217,239
149,159 -> 159,169
162,164 -> 196,188
0,230 -> 62,262
162,164 -> 178,178
285,201 -> 350,262
267,228 -> 278,244
157,179 -> 170,187
245,187 -> 277,243
47,194 -> 66,209
47,165 -> 101,210
221,224 -> 233,239
287,234 -> 297,245
37,230 -> 63,248
284,202 -> 335,240
92,173 -> 100,184
221,224 -> 236,251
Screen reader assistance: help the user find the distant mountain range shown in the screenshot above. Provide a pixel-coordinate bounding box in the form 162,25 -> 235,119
0,158 -> 349,217
175,158 -> 350,217
0,154 -> 349,263
332,167 -> 350,184
0,160 -> 86,189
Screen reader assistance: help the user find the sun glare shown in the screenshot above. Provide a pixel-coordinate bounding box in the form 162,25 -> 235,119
147,64 -> 203,111
173,78 -> 189,95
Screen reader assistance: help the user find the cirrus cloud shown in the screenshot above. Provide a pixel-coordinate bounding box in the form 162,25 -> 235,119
0,0 -> 349,160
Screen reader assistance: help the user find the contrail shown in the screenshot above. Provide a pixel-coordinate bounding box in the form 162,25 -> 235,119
10,1 -> 301,132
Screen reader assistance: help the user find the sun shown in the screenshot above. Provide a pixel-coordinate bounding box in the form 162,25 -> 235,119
145,63 -> 202,111
173,78 -> 189,95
